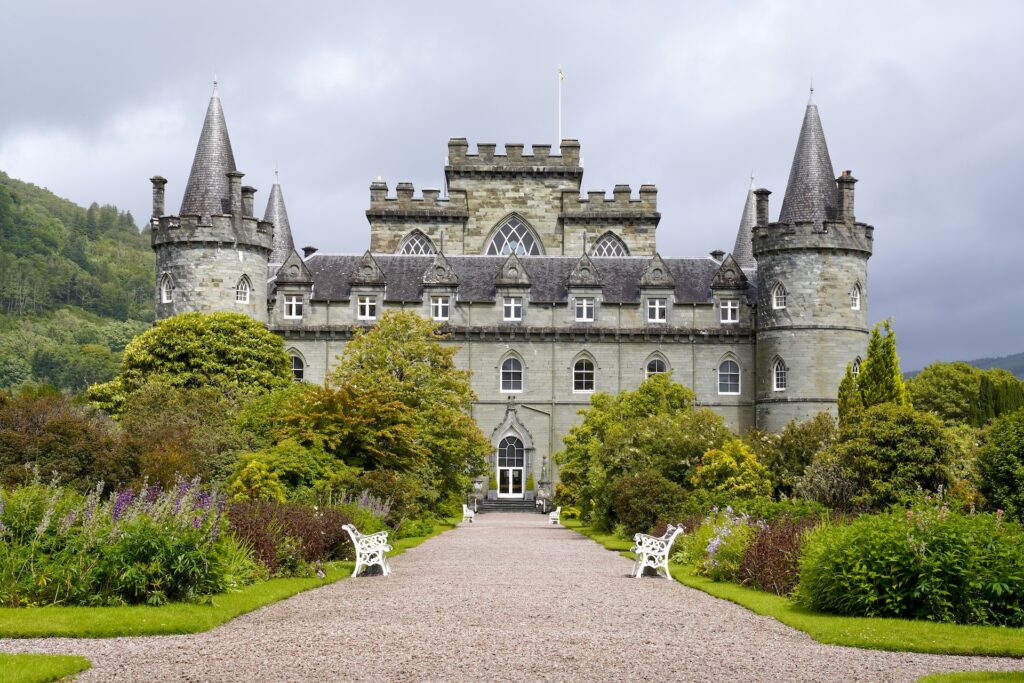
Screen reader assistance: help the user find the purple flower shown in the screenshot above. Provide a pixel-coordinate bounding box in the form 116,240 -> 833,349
112,489 -> 135,522
192,516 -> 202,529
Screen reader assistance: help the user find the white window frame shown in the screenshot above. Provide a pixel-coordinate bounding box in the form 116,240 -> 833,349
850,284 -> 861,310
284,295 -> 303,319
500,357 -> 523,393
358,295 -> 378,321
575,297 -> 595,322
646,297 -> 667,323
573,358 -> 595,394
773,359 -> 787,392
772,284 -> 787,310
236,276 -> 251,304
290,355 -> 304,382
645,357 -> 667,378
160,275 -> 173,304
503,296 -> 523,322
430,295 -> 450,321
718,359 -> 740,395
720,299 -> 739,323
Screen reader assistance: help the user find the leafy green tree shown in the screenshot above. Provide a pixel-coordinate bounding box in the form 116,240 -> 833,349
87,312 -> 291,415
691,439 -> 772,500
746,412 -> 837,497
976,407 -> 1024,520
611,470 -> 686,534
227,460 -> 287,502
909,361 -> 1024,427
837,320 -> 910,423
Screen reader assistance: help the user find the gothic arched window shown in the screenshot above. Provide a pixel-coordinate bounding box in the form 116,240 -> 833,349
501,356 -> 523,392
290,354 -> 305,382
773,358 -> 787,391
236,275 -> 251,304
573,357 -> 595,393
646,357 -> 667,378
398,231 -> 435,255
772,283 -> 787,310
496,436 -> 525,468
592,232 -> 629,257
160,274 -> 173,304
850,284 -> 862,311
486,216 -> 541,256
718,359 -> 740,395
852,357 -> 862,379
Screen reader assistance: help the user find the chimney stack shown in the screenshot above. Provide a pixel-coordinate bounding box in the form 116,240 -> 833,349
302,246 -> 318,258
227,171 -> 244,223
150,176 -> 167,218
837,170 -> 857,225
241,186 -> 256,217
754,188 -> 771,227
710,249 -> 726,262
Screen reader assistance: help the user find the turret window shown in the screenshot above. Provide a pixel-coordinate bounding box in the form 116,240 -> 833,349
850,284 -> 862,310
718,360 -> 740,394
236,276 -> 251,304
284,295 -> 303,319
720,299 -> 739,323
592,232 -> 629,257
358,295 -> 378,320
573,358 -> 595,393
772,284 -> 787,310
501,357 -> 523,392
486,216 -> 541,256
160,274 -> 173,304
773,359 -> 787,391
852,358 -> 861,379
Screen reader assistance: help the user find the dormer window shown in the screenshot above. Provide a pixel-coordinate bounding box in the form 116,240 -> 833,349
284,295 -> 303,319
575,297 -> 595,322
646,298 -> 667,323
358,295 -> 378,320
503,296 -> 523,321
431,295 -> 450,321
720,299 -> 739,323
772,284 -> 787,310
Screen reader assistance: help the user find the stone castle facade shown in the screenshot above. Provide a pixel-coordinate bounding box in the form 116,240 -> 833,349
150,85 -> 873,499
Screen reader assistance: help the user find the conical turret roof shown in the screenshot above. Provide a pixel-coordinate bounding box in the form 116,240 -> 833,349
264,181 -> 295,265
732,186 -> 756,270
179,83 -> 237,218
778,101 -> 839,225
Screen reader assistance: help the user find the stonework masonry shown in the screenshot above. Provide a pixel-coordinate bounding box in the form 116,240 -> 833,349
151,89 -> 873,497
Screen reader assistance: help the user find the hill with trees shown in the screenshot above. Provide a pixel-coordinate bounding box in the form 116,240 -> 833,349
966,351 -> 1024,379
0,170 -> 153,391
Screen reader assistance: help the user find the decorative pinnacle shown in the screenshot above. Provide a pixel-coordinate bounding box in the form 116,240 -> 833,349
809,78 -> 814,104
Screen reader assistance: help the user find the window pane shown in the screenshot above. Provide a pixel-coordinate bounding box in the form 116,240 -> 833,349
718,360 -> 740,394
646,358 -> 666,377
574,359 -> 595,392
592,233 -> 629,257
501,358 -> 522,392
399,231 -> 435,255
486,217 -> 541,256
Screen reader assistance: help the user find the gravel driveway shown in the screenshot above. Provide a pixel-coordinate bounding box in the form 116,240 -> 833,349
2,512 -> 1022,681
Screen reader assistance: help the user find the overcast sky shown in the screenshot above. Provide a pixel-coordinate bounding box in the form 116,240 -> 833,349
1,1 -> 1021,370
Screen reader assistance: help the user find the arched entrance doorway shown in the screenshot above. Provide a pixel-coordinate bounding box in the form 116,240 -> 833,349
496,436 -> 525,498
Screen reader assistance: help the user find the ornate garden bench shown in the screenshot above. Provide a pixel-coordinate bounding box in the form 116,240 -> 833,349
630,524 -> 683,578
462,504 -> 475,523
548,506 -> 561,525
342,524 -> 392,577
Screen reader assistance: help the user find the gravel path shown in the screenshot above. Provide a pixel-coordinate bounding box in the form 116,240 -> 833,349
2,513 -> 1023,681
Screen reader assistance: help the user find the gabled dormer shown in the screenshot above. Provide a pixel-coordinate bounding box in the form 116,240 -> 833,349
423,251 -> 459,287
640,253 -> 675,289
567,252 -> 601,288
422,251 -> 459,323
275,249 -> 313,285
273,249 -> 313,326
349,250 -> 386,286
711,253 -> 749,290
495,252 -> 531,287
567,252 -> 602,324
495,252 -> 531,324
711,253 -> 748,328
349,251 -> 386,324
640,253 -> 675,325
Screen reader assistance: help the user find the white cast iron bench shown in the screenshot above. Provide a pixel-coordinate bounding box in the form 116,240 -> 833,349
343,524 -> 392,577
630,524 -> 683,578
462,504 -> 475,523
549,506 -> 561,525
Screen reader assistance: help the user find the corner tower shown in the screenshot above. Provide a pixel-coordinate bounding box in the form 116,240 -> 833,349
150,84 -> 274,322
753,99 -> 873,431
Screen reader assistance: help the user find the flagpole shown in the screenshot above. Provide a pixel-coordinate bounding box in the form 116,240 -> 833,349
557,65 -> 563,150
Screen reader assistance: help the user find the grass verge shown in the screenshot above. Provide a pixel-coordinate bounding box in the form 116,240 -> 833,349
563,519 -> 1024,658
0,516 -> 457,639
918,674 -> 1024,682
0,653 -> 90,683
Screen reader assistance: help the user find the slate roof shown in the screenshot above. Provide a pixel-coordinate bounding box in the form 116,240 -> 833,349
265,183 -> 295,265
301,254 -> 755,304
732,188 -> 756,270
778,102 -> 840,226
180,84 -> 237,218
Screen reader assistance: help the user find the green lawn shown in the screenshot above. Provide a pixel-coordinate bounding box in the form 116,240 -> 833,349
563,520 -> 1024,658
0,517 -> 456,639
918,674 -> 1024,682
0,653 -> 90,683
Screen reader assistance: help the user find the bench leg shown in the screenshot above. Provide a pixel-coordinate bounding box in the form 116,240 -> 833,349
352,558 -> 363,578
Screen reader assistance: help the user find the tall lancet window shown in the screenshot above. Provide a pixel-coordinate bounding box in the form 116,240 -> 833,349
236,275 -> 251,304
160,274 -> 174,304
398,231 -> 435,255
592,232 -> 629,257
486,216 -> 541,256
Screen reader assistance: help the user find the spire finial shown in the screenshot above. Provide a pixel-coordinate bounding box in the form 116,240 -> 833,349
749,171 -> 755,189
274,162 -> 279,184
809,78 -> 814,104
213,76 -> 219,95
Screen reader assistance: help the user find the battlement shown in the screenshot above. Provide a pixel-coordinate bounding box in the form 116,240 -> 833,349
752,219 -> 874,257
561,184 -> 659,219
445,139 -> 582,175
151,213 -> 275,252
366,181 -> 469,219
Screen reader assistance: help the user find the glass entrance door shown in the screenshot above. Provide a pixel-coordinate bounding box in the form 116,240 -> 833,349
496,436 -> 526,499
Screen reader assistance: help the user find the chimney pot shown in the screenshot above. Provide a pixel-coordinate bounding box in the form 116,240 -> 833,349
710,249 -> 726,262
302,246 -> 318,258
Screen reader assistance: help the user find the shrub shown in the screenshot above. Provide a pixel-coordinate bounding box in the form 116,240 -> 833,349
610,469 -> 686,535
698,508 -> 755,582
356,469 -> 425,522
739,517 -> 819,595
797,505 -> 1024,625
976,407 -> 1024,521
226,500 -> 352,576
227,460 -> 287,503
691,439 -> 771,500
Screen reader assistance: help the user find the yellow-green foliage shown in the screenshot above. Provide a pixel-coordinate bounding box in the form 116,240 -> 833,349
691,439 -> 771,499
228,460 -> 287,502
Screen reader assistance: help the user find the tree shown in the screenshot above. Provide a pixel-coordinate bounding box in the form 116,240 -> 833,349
837,320 -> 910,423
976,407 -> 1024,521
746,412 -> 837,497
908,362 -> 1024,427
691,439 -> 772,500
87,312 -> 291,415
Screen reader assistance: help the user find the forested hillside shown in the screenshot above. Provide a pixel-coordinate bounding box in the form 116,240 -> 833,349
968,351 -> 1024,379
0,170 -> 153,391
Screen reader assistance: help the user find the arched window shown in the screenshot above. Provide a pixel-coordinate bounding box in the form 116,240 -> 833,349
236,275 -> 251,304
486,216 -> 541,256
852,358 -> 861,379
496,436 -> 525,468
592,232 -> 629,257
772,283 -> 787,310
398,231 -> 435,255
160,274 -> 173,304
501,357 -> 523,392
646,357 -> 667,378
290,355 -> 304,382
573,358 -> 595,393
718,359 -> 740,395
850,284 -> 862,310
773,359 -> 787,391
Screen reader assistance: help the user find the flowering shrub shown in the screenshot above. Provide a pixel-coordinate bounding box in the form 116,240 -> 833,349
0,478 -> 256,606
739,517 -> 819,595
673,507 -> 755,582
797,503 -> 1024,625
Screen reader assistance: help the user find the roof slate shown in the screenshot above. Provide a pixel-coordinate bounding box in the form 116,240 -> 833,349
301,254 -> 752,304
180,84 -> 237,219
732,188 -> 757,270
265,183 -> 295,265
778,103 -> 840,226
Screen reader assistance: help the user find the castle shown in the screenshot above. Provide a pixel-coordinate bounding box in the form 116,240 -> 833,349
149,85 -> 873,500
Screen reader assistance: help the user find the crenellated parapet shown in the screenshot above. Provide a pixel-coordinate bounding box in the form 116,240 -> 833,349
365,181 -> 469,220
445,139 -> 582,177
151,213 -> 275,253
560,184 -> 660,222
